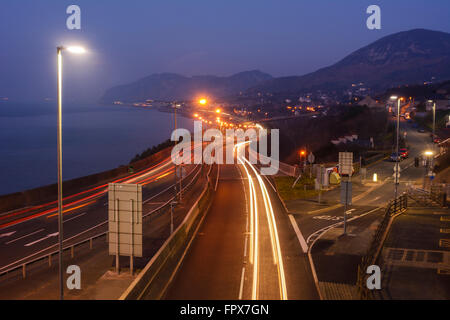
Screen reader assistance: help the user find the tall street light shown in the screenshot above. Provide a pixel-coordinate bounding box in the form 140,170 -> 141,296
390,96 -> 401,199
56,45 -> 86,300
428,100 -> 436,140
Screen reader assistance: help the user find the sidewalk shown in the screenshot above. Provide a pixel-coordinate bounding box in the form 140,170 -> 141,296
379,206 -> 450,299
309,208 -> 384,300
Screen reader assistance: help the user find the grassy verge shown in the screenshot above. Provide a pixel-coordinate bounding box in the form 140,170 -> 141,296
273,176 -> 318,201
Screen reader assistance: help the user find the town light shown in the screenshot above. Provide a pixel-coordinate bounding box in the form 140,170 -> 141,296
424,151 -> 433,156
199,98 -> 207,105
215,108 -> 221,114
66,46 -> 86,54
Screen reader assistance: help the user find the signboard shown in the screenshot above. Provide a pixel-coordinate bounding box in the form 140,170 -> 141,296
108,183 -> 143,258
339,152 -> 353,176
307,152 -> 315,164
340,181 -> 352,205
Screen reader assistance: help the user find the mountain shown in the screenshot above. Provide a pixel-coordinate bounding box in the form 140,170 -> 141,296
247,29 -> 450,95
101,70 -> 273,103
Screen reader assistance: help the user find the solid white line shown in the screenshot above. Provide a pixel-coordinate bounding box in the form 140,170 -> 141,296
288,214 -> 308,253
244,235 -> 248,258
215,163 -> 220,191
24,232 -> 58,247
5,229 -> 45,245
238,267 -> 246,300
63,212 -> 87,223
263,175 -> 277,193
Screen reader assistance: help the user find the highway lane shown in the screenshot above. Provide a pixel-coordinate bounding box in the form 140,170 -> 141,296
0,155 -> 200,270
164,142 -> 319,300
164,164 -> 248,299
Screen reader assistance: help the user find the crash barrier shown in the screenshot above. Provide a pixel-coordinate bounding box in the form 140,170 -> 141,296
356,193 -> 407,299
119,165 -> 215,300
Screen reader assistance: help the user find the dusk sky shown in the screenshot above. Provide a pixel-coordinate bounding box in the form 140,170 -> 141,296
1,0 -> 450,103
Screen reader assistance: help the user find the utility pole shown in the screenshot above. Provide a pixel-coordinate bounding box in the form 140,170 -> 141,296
174,104 -> 178,201
395,98 -> 400,200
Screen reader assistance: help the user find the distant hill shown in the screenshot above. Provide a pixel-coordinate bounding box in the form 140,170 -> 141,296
101,70 -> 273,103
247,29 -> 450,95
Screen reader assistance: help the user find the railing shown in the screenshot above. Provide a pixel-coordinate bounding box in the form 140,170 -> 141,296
0,164 -> 204,282
407,184 -> 447,207
120,164 -> 216,300
356,193 -> 408,299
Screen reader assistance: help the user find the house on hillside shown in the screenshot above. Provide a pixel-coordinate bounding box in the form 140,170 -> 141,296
357,96 -> 383,108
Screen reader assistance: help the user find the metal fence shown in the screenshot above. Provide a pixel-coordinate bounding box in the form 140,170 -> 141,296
0,164 -> 204,282
356,193 -> 408,299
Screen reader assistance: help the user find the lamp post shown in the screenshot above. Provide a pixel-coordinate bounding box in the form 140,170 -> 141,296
390,96 -> 400,200
56,45 -> 86,300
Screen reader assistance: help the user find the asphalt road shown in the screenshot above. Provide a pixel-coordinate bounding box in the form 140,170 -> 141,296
0,156 -> 199,271
165,156 -> 319,299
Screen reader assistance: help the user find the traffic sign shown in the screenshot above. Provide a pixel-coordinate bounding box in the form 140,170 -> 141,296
308,152 -> 315,164
339,152 -> 353,176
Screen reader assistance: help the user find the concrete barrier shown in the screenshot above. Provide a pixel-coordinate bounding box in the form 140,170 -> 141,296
119,166 -> 215,300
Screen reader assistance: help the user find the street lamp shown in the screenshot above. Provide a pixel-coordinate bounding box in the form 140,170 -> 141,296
428,100 -> 436,141
56,45 -> 86,300
390,95 -> 401,199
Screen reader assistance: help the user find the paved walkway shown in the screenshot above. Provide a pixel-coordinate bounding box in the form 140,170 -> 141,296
380,206 -> 450,299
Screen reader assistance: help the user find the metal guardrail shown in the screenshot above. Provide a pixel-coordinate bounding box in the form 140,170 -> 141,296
407,184 -> 447,207
356,193 -> 408,299
0,164 -> 203,282
120,164 -> 215,300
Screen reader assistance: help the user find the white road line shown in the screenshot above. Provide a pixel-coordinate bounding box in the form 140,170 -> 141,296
63,212 -> 87,223
238,267 -> 246,300
5,229 -> 45,245
215,163 -> 220,191
24,232 -> 58,247
0,231 -> 16,238
288,214 -> 308,253
244,235 -> 248,258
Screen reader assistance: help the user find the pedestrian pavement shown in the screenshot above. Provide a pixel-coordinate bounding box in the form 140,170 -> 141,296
379,206 -> 450,299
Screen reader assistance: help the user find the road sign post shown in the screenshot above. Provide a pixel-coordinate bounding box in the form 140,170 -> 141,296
339,152 -> 353,235
108,183 -> 143,275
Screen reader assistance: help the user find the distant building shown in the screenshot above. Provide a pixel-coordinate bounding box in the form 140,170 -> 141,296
357,96 -> 383,108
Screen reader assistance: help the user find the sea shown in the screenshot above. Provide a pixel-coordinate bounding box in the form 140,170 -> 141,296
0,101 -> 193,196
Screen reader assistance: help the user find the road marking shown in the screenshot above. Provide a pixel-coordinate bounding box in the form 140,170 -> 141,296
0,231 -> 16,238
5,229 -> 45,245
288,214 -> 308,253
238,267 -> 246,300
63,212 -> 87,223
215,163 -> 220,191
244,234 -> 248,258
24,232 -> 59,247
